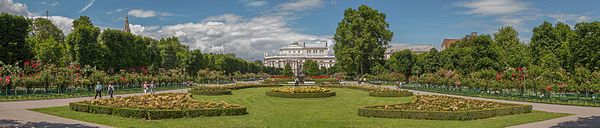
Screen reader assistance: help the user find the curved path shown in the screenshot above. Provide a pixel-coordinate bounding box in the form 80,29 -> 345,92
387,86 -> 600,128
0,89 -> 187,128
1,84 -> 598,128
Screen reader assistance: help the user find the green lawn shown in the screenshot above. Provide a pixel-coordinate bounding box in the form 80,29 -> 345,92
31,88 -> 569,128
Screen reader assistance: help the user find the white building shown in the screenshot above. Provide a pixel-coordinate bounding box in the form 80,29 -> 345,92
384,44 -> 434,59
263,42 -> 336,74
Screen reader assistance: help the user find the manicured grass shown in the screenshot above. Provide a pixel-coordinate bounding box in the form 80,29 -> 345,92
31,88 -> 569,128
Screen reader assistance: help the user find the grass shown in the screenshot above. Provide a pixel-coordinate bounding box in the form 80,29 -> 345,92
0,85 -> 187,102
402,85 -> 600,107
31,87 -> 569,128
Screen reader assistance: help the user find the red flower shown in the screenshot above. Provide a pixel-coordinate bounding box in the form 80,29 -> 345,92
495,73 -> 502,81
5,76 -> 11,85
517,67 -> 523,72
24,60 -> 31,66
545,85 -> 553,91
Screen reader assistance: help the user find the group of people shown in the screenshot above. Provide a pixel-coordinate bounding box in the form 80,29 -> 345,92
93,81 -> 157,99
94,81 -> 115,99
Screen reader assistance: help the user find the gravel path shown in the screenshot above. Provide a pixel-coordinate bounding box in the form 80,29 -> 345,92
0,89 -> 188,128
389,86 -> 600,128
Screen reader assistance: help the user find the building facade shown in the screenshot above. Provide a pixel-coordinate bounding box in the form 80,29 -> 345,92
384,44 -> 434,59
263,42 -> 336,74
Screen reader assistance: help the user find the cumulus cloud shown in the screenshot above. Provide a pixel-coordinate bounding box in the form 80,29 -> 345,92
242,0 -> 267,7
127,9 -> 174,18
47,16 -> 74,34
134,13 -> 331,59
458,0 -> 529,16
1,0 -> 31,16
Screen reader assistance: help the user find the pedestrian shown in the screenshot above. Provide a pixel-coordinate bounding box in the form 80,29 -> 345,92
94,81 -> 103,99
150,81 -> 155,94
143,81 -> 148,94
107,82 -> 115,98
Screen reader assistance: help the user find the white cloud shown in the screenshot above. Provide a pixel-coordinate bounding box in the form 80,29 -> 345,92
278,0 -> 323,11
47,16 -> 74,35
128,9 -> 156,18
135,13 -> 331,59
242,0 -> 267,7
458,0 -> 529,16
78,0 -> 95,13
127,9 -> 174,18
0,0 -> 30,16
547,13 -> 592,23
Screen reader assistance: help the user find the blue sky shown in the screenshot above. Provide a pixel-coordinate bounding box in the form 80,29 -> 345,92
2,0 -> 600,59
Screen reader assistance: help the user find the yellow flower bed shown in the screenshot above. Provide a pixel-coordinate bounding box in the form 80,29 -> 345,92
271,86 -> 330,93
82,93 -> 239,110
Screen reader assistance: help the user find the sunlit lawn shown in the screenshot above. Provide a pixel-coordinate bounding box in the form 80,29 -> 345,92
32,88 -> 569,128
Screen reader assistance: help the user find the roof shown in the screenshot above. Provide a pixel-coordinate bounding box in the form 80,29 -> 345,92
385,45 -> 434,54
441,39 -> 460,49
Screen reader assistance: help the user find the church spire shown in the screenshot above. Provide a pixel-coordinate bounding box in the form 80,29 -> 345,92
123,15 -> 130,33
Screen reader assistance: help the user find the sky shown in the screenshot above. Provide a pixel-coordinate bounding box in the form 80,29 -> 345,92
2,0 -> 600,60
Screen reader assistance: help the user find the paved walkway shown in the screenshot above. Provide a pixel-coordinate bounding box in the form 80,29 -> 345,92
1,85 -> 599,128
389,86 -> 600,128
0,89 -> 188,128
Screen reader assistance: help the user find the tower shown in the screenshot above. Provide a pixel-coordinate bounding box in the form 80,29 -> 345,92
123,16 -> 130,33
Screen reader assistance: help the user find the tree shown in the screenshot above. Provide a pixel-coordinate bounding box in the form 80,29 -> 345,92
282,63 -> 293,76
493,26 -> 530,69
571,22 -> 600,71
386,49 -> 414,83
30,38 -> 65,65
333,5 -> 393,76
0,13 -> 32,64
65,16 -> 102,66
158,37 -> 180,69
183,49 -> 206,76
423,48 -> 441,73
530,21 -> 573,70
31,18 -> 65,42
302,60 -> 320,76
29,18 -> 67,66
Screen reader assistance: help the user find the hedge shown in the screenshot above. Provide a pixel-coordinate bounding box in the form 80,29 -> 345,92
189,90 -> 232,95
69,102 -> 247,120
358,104 -> 532,120
369,91 -> 413,97
266,91 -> 336,98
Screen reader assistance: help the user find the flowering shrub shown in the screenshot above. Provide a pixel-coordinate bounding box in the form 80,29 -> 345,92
81,93 -> 239,110
271,86 -> 330,93
367,95 -> 517,111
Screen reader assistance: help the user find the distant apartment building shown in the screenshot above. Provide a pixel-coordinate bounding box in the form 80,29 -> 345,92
263,41 -> 336,74
384,44 -> 434,59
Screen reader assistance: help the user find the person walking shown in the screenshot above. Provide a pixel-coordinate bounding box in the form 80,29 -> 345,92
150,81 -> 155,94
94,81 -> 103,99
107,82 -> 115,98
143,81 -> 148,94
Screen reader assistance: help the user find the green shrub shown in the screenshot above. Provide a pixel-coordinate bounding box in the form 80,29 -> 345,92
189,90 -> 232,95
69,102 -> 89,112
358,105 -> 532,120
147,109 -> 187,119
70,102 -> 248,120
369,91 -> 413,97
266,91 -> 336,98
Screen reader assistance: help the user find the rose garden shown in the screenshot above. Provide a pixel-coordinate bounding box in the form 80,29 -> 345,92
1,3 -> 600,128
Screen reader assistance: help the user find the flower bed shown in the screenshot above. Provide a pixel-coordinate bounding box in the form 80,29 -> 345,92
266,86 -> 336,98
69,93 -> 247,119
358,95 -> 532,120
369,88 -> 413,97
189,84 -> 282,95
319,84 -> 413,97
